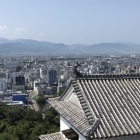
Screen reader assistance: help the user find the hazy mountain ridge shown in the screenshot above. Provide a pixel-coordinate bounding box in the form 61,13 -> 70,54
0,37 -> 11,44
0,37 -> 140,55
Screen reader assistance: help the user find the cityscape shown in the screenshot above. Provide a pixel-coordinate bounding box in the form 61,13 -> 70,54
0,0 -> 140,140
0,54 -> 140,139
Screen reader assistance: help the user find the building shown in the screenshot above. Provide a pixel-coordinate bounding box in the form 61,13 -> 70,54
15,76 -> 25,85
2,100 -> 24,107
38,85 -> 52,95
12,94 -> 27,104
0,72 -> 6,78
7,101 -> 24,107
39,74 -> 140,140
47,68 -> 57,85
16,65 -> 22,72
0,91 -> 4,101
12,75 -> 25,91
0,78 -> 7,91
57,78 -> 68,93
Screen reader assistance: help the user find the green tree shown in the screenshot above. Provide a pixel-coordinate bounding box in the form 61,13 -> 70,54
25,109 -> 43,122
0,104 -> 60,140
36,96 -> 46,108
0,132 -> 19,140
6,107 -> 25,124
0,110 -> 5,119
44,107 -> 60,128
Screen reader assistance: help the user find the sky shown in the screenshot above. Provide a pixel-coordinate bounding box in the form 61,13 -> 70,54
0,0 -> 140,44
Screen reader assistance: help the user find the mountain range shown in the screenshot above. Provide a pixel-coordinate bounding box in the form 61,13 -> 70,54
0,37 -> 140,55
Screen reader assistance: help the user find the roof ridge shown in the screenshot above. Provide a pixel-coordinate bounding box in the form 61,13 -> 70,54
72,80 -> 97,125
77,73 -> 140,80
72,80 -> 101,138
59,80 -> 74,100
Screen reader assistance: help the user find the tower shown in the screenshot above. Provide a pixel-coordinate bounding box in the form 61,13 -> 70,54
47,68 -> 57,85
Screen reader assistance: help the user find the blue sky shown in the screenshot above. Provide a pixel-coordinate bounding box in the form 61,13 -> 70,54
0,0 -> 140,44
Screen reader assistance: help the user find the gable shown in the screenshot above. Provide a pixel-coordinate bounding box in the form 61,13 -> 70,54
60,83 -> 82,109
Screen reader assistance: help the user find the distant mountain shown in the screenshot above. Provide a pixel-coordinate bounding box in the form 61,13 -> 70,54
0,37 -> 10,44
87,43 -> 140,54
0,37 -> 140,55
68,43 -> 140,54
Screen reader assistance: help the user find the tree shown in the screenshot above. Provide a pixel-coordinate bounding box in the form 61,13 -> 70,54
36,96 -> 46,108
6,107 -> 26,124
0,104 -> 60,140
44,107 -> 60,128
0,110 -> 5,119
25,109 -> 43,122
0,132 -> 19,140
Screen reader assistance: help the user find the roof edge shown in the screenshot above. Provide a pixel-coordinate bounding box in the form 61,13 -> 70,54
76,73 -> 140,79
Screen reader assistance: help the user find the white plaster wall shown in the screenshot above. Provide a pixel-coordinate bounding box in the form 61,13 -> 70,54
61,85 -> 82,109
79,134 -> 86,140
60,116 -> 86,140
60,115 -> 71,131
68,93 -> 82,109
61,85 -> 74,100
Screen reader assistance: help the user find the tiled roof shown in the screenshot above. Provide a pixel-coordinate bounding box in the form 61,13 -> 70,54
72,80 -> 95,125
47,74 -> 140,139
39,132 -> 65,140
48,100 -> 93,137
77,75 -> 140,138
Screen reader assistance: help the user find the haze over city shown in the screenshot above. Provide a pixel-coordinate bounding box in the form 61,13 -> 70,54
0,0 -> 140,44
0,1 -> 140,140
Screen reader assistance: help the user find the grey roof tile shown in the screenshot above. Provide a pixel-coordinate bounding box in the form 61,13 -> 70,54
48,100 -> 93,137
39,132 -> 65,140
77,76 -> 140,138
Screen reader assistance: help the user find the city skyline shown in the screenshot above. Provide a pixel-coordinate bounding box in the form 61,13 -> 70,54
0,0 -> 140,45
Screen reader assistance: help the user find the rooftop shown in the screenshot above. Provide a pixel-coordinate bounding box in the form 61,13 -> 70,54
60,74 -> 140,138
48,100 -> 93,137
42,74 -> 140,139
39,132 -> 65,140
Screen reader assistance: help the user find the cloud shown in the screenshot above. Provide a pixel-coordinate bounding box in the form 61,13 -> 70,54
15,28 -> 24,32
0,25 -> 9,33
0,26 -> 27,39
38,33 -> 45,37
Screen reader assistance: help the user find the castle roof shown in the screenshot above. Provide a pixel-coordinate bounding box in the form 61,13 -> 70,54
41,74 -> 140,139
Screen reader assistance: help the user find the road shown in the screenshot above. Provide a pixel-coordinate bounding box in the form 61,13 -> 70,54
28,91 -> 40,111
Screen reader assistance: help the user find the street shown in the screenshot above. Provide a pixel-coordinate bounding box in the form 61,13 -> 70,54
28,91 -> 39,111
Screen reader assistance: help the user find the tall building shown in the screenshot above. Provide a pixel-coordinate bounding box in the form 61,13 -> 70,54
36,68 -> 41,78
0,72 -> 6,78
12,75 -> 25,91
0,78 -> 7,91
47,68 -> 57,85
16,65 -> 22,72
15,76 -> 25,85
